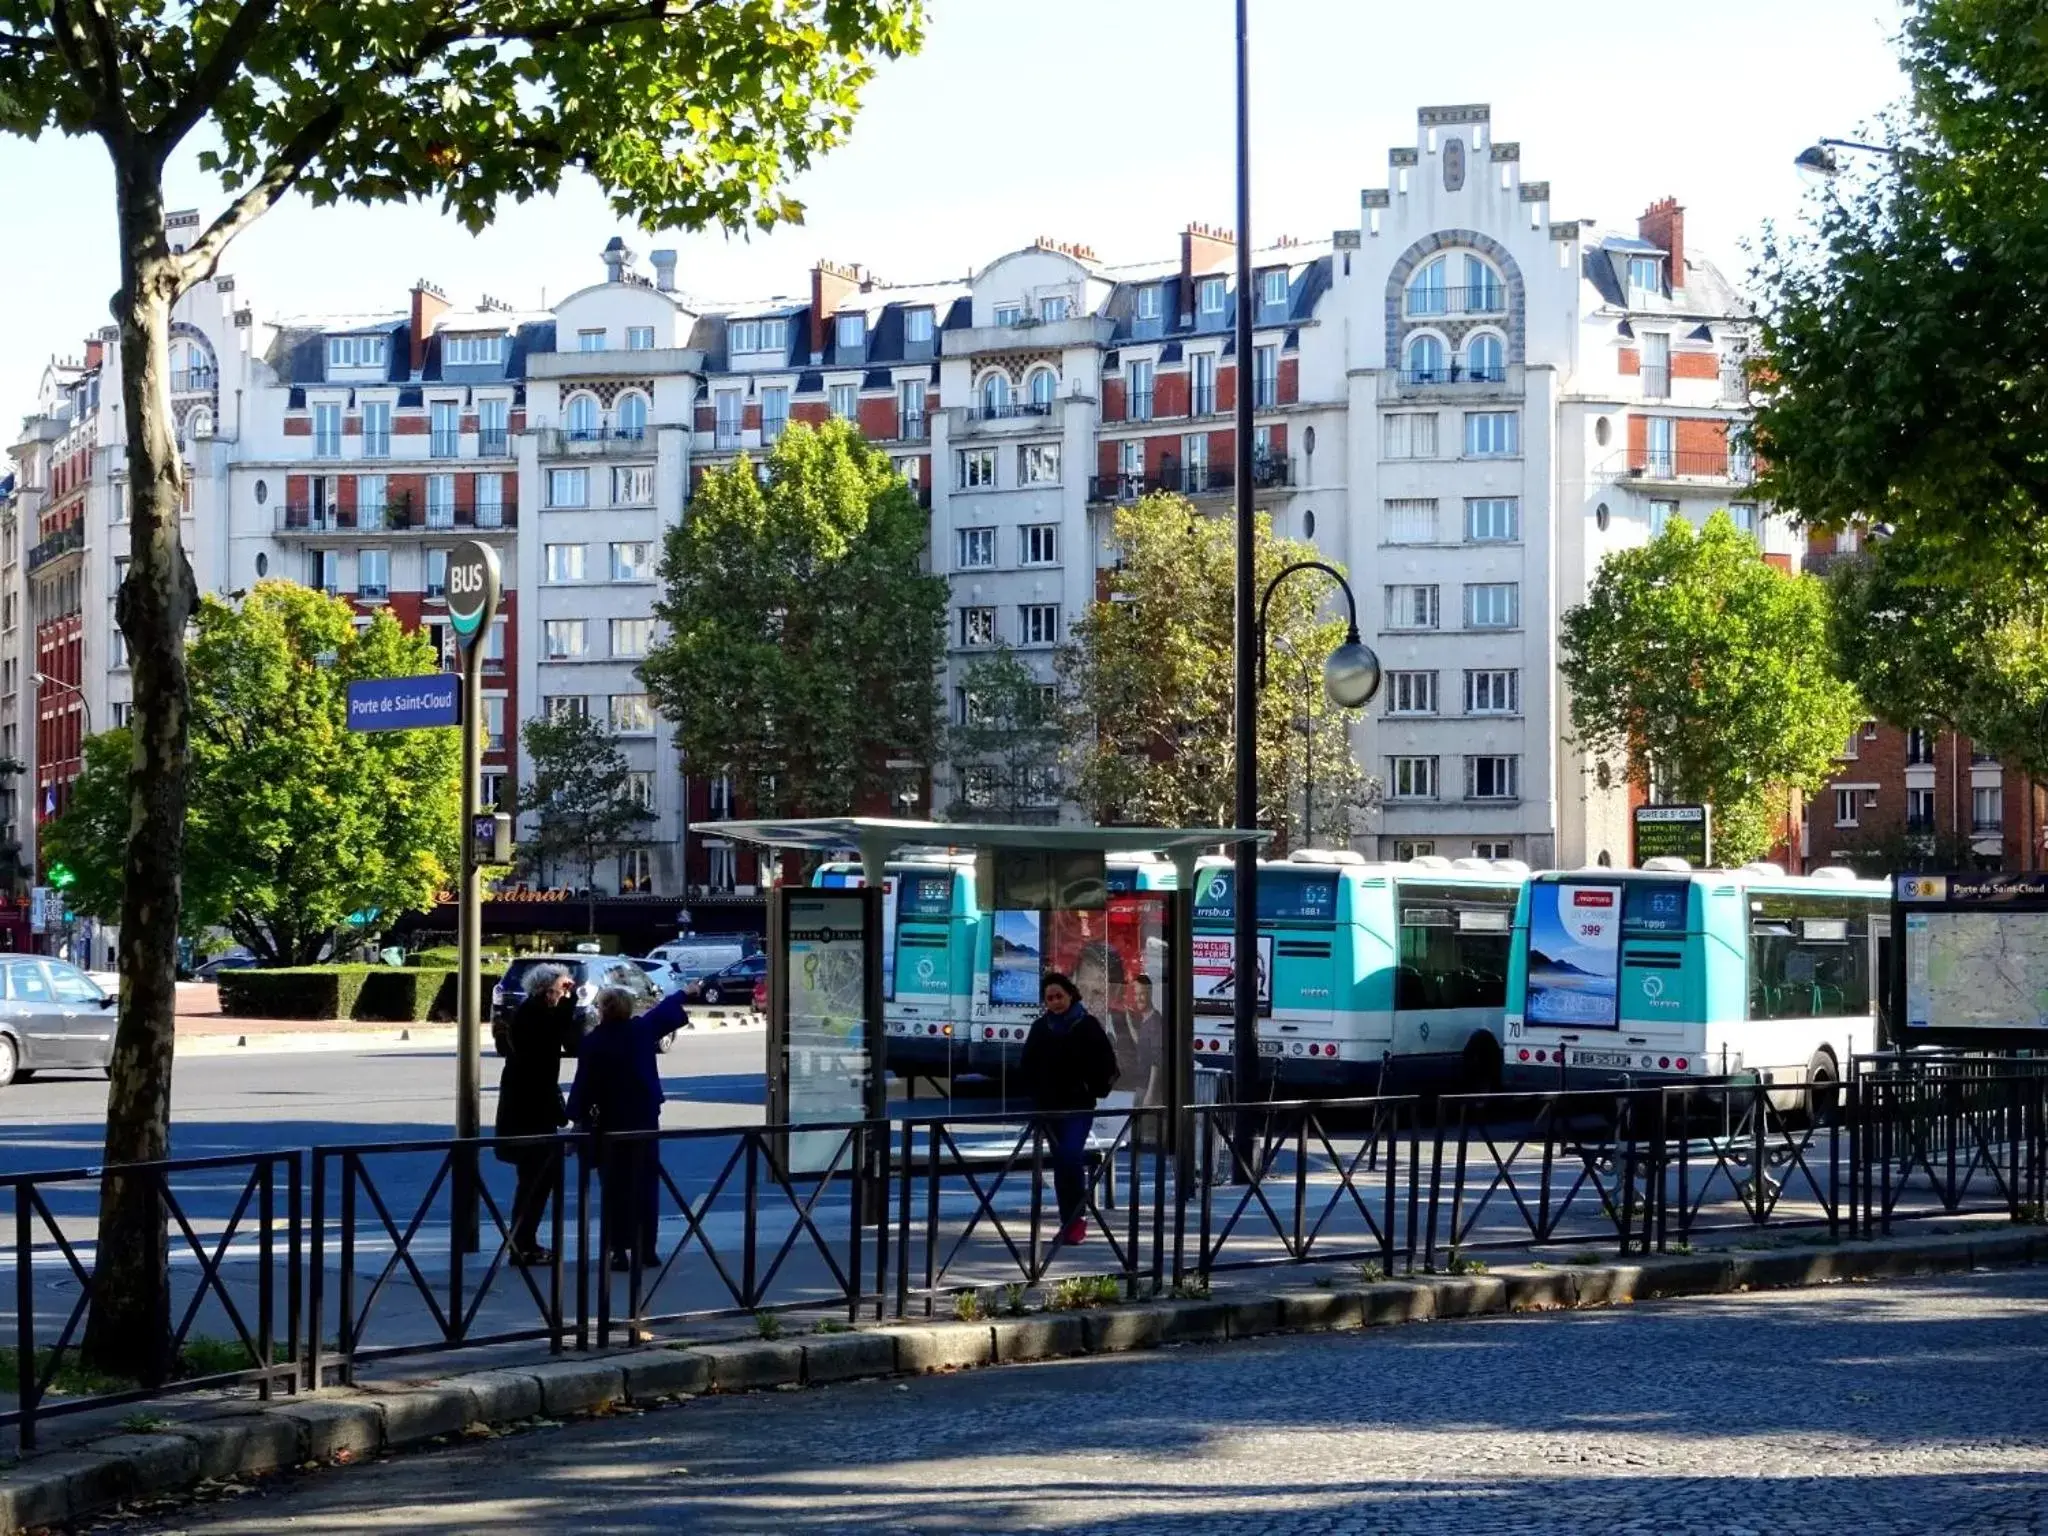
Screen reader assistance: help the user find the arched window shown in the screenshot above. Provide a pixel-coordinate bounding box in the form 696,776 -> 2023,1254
1405,257 -> 1448,317
979,372 -> 1011,417
1028,368 -> 1057,411
172,339 -> 214,392
1464,254 -> 1503,313
616,391 -> 648,440
566,394 -> 599,439
1404,334 -> 1446,384
1466,333 -> 1504,383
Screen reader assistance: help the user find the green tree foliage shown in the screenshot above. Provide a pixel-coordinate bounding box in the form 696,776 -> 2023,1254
1748,0 -> 2048,574
942,644 -> 1066,823
42,582 -> 458,965
1829,536 -> 2048,778
1560,513 -> 1862,865
0,0 -> 919,1380
642,421 -> 946,818
517,712 -> 655,929
1058,494 -> 1375,845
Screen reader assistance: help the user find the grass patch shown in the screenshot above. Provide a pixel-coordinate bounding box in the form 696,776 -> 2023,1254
811,1319 -> 852,1335
1170,1275 -> 1212,1301
952,1290 -> 984,1322
1000,1282 -> 1030,1317
1568,1251 -> 1607,1267
1443,1249 -> 1489,1276
753,1312 -> 783,1340
1357,1261 -> 1386,1283
118,1411 -> 171,1433
1044,1275 -> 1122,1311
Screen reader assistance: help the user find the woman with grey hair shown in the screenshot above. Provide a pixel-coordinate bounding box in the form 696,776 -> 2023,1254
569,983 -> 681,1270
494,963 -> 577,1264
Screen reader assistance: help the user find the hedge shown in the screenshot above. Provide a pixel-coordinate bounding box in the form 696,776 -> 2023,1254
218,965 -> 486,1023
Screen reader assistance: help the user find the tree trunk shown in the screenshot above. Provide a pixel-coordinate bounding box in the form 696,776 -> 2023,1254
81,154 -> 195,1387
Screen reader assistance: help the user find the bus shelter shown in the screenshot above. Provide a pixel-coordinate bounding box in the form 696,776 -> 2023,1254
697,819 -> 1268,1168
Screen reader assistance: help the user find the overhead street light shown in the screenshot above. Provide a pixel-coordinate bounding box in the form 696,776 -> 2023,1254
1793,136 -> 1900,184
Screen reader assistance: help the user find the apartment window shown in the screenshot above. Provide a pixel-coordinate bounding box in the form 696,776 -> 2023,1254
1645,415 -> 1676,476
109,621 -> 127,669
1628,256 -> 1665,298
1466,669 -> 1520,715
1466,755 -> 1519,801
1390,756 -> 1439,800
1466,497 -> 1519,542
1974,785 -> 2004,830
1394,840 -> 1436,861
896,378 -> 924,440
1641,332 -> 1670,399
430,400 -> 459,458
611,541 -> 653,582
1137,285 -> 1163,322
426,474 -> 455,528
959,607 -> 998,648
544,619 -> 587,659
625,326 -> 655,351
1117,438 -> 1143,489
606,618 -> 647,659
1193,352 -> 1217,416
1464,583 -> 1520,629
1253,344 -> 1279,408
624,771 -> 655,811
474,473 -> 504,528
312,403 -> 342,458
609,693 -> 655,737
483,695 -> 506,752
1182,433 -> 1210,491
1472,841 -> 1514,860
1464,410 -> 1519,457
714,390 -> 742,447
614,392 -> 648,441
1019,443 -> 1061,485
1835,788 -> 1860,827
545,543 -> 585,583
1020,604 -> 1061,647
1385,584 -> 1440,631
356,473 -> 388,526
545,694 -> 588,721
957,527 -> 996,569
993,303 -> 1023,328
425,547 -> 449,598
1383,498 -> 1438,545
1728,502 -> 1758,534
577,329 -> 606,351
759,385 -> 790,443
905,308 -> 934,345
1129,359 -> 1155,421
361,400 -> 391,456
326,334 -> 384,369
1261,268 -> 1288,308
1405,334 -> 1447,383
1040,295 -> 1070,322
310,549 -> 339,592
109,702 -> 130,730
612,465 -> 654,505
477,397 -> 508,455
829,382 -> 858,420
1649,499 -> 1677,535
1383,412 -> 1438,460
1386,671 -> 1437,716
1198,276 -> 1227,315
729,318 -> 784,354
956,448 -> 997,491
1021,524 -> 1058,566
1907,727 -> 1934,765
1907,787 -> 1936,829
357,548 -> 390,600
835,313 -> 865,350
1838,728 -> 1860,761
548,468 -> 588,507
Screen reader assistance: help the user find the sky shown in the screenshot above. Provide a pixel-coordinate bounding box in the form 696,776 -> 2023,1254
0,0 -> 1910,414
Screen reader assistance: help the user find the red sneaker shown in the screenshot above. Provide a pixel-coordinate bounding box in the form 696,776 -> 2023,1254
1061,1219 -> 1088,1245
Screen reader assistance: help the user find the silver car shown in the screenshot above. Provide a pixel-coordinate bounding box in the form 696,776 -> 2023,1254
0,958 -> 118,1085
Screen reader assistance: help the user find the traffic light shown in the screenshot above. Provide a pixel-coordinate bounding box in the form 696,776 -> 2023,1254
46,861 -> 75,891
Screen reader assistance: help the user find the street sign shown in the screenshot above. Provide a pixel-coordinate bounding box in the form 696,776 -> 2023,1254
446,540 -> 501,652
29,886 -> 48,935
346,674 -> 461,732
1633,804 -> 1712,867
471,811 -> 514,864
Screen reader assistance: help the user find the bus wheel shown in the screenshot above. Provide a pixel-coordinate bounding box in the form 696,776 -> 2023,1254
1462,1033 -> 1503,1095
1805,1048 -> 1841,1124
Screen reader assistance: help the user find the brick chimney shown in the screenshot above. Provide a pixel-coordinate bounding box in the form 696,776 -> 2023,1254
810,260 -> 862,356
82,338 -> 103,370
1638,198 -> 1686,292
409,279 -> 449,375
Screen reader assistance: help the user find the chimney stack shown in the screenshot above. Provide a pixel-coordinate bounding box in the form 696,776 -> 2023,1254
83,338 -> 104,371
810,259 -> 863,357
409,279 -> 449,375
1638,198 -> 1686,291
601,236 -> 637,284
650,249 -> 677,292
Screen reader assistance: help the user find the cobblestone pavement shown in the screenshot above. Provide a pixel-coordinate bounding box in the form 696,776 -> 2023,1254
115,1269 -> 2048,1536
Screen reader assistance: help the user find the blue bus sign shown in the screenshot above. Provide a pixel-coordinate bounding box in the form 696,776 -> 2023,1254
346,674 -> 460,732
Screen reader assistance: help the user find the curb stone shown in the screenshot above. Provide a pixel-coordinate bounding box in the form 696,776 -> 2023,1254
6,1228 -> 2045,1534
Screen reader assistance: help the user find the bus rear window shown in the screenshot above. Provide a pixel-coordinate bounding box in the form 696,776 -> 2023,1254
897,874 -> 955,917
1623,880 -> 1689,934
1397,884 -> 1513,1010
1194,870 -> 1338,923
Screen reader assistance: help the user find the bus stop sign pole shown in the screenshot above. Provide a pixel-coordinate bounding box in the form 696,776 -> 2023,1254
447,540 -> 501,1254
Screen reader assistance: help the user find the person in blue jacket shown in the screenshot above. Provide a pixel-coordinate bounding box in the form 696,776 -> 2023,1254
568,986 -> 685,1271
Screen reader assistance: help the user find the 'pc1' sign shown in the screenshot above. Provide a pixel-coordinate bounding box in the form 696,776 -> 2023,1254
446,540 -> 501,651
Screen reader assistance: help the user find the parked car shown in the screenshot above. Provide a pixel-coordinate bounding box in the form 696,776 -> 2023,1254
688,952 -> 768,1007
490,953 -> 669,1057
645,938 -> 747,986
193,951 -> 257,982
629,956 -> 687,995
0,957 -> 119,1086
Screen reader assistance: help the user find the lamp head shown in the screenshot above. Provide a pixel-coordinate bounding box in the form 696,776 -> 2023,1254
1793,143 -> 1842,184
1322,632 -> 1382,710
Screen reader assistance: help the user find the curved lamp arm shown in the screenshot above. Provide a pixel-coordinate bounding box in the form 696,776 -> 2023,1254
1255,560 -> 1362,689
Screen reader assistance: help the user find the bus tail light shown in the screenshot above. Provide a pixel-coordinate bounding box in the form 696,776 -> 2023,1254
984,1028 -> 995,1040
1534,1050 -> 1547,1063
1659,1057 -> 1671,1069
1324,1043 -> 1338,1057
1676,1057 -> 1689,1071
941,1024 -> 953,1037
1518,1049 -> 1531,1062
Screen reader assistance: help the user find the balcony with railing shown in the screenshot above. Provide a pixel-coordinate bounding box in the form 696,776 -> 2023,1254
958,399 -> 1059,431
430,431 -> 461,459
477,428 -> 510,457
1640,365 -> 1671,399
1619,448 -> 1754,485
170,367 -> 216,394
1396,362 -> 1510,389
1403,285 -> 1508,318
1089,454 -> 1292,503
27,521 -> 84,572
537,426 -> 657,457
276,497 -> 518,535
898,413 -> 929,443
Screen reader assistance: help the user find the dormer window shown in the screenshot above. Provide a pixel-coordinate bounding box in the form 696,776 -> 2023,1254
1136,285 -> 1163,322
442,333 -> 505,366
730,317 -> 788,355
905,308 -> 935,344
1628,256 -> 1665,298
327,334 -> 387,370
1039,296 -> 1070,323
835,313 -> 865,350
1198,276 -> 1227,315
993,304 -> 1023,328
1261,268 -> 1288,308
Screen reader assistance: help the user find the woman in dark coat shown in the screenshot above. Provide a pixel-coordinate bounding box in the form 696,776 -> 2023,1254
1018,971 -> 1119,1246
494,964 -> 578,1264
568,986 -> 685,1270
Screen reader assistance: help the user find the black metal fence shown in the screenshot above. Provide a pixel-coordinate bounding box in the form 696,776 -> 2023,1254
7,1060 -> 2046,1448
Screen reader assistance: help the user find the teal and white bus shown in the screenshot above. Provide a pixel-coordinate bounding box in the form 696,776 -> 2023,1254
1189,852 -> 1527,1095
814,853 -> 980,1080
1504,862 -> 1890,1091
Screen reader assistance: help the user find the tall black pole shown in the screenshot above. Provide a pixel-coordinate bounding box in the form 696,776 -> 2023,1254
1230,0 -> 1260,1129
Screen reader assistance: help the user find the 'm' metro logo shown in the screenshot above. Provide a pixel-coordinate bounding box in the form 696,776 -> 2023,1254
1573,890 -> 1616,908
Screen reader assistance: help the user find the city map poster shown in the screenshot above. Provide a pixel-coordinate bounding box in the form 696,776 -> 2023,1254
1525,883 -> 1624,1027
1906,910 -> 2048,1031
783,892 -> 873,1174
813,869 -> 899,1002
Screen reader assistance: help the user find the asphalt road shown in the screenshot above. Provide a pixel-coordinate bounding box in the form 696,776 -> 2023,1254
102,1267 -> 2048,1535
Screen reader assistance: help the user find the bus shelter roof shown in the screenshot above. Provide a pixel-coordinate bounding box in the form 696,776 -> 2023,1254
696,818 -> 1269,860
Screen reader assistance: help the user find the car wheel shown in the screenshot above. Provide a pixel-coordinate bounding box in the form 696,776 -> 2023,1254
0,1034 -> 18,1087
703,986 -> 722,1006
